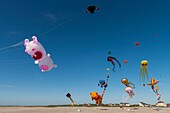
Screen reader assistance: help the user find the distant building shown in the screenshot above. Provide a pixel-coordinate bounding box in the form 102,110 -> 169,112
139,102 -> 150,107
167,103 -> 170,107
120,102 -> 130,106
156,101 -> 167,107
108,103 -> 113,106
87,103 -> 91,106
113,103 -> 120,106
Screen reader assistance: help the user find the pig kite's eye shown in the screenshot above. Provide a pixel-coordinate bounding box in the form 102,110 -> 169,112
32,48 -> 35,51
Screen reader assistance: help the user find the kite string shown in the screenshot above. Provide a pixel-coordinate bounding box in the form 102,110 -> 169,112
38,11 -> 85,37
0,47 -> 24,54
0,60 -> 31,65
0,11 -> 85,52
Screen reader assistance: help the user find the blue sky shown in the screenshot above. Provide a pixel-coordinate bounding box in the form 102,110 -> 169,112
0,0 -> 169,105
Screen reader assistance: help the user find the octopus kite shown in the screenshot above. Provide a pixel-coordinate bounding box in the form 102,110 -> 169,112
121,78 -> 135,100
121,78 -> 135,89
140,60 -> 149,81
24,36 -> 57,72
107,56 -> 121,71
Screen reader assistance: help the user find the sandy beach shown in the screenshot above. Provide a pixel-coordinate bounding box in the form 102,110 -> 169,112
0,107 -> 169,113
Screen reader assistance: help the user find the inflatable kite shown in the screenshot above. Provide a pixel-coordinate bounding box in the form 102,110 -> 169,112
24,36 -> 57,72
66,93 -> 74,106
156,94 -> 161,100
155,86 -> 161,100
24,36 -> 46,62
121,78 -> 135,89
90,92 -> 102,105
147,78 -> 161,100
123,87 -> 135,100
98,80 -> 108,88
135,42 -> 140,46
121,78 -> 135,100
86,5 -> 99,14
107,56 -> 121,71
156,85 -> 159,93
147,77 -> 159,93
140,60 -> 149,81
147,78 -> 160,86
124,60 -> 128,64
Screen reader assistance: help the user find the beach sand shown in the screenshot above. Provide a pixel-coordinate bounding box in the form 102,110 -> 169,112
0,107 -> 169,113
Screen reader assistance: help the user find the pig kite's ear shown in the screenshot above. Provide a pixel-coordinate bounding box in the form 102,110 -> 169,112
32,36 -> 38,43
24,39 -> 29,46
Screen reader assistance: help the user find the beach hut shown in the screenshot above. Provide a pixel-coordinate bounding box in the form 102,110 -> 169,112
156,101 -> 167,107
167,103 -> 170,107
108,103 -> 113,106
120,102 -> 130,106
139,102 -> 150,107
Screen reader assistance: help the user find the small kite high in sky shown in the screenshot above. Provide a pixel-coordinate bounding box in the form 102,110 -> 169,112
124,60 -> 128,64
135,42 -> 140,46
86,5 -> 99,14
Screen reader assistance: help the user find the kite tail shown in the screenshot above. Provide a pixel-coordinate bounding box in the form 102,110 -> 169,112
112,64 -> 116,72
142,70 -> 145,82
102,78 -> 109,98
112,57 -> 121,68
152,85 -> 157,94
144,66 -> 149,80
140,66 -> 144,81
69,97 -> 74,106
155,85 -> 159,94
129,82 -> 135,89
102,87 -> 106,98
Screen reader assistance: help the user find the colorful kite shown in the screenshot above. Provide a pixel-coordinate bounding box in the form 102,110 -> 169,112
107,56 -> 121,71
147,78 -> 161,100
66,93 -> 74,106
121,78 -> 135,89
121,78 -> 135,100
124,60 -> 128,64
140,60 -> 149,81
125,87 -> 134,98
24,36 -> 57,72
155,86 -> 161,100
147,77 -> 159,92
98,80 -> 108,88
90,92 -> 102,105
24,36 -> 46,62
156,94 -> 161,100
135,42 -> 140,46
